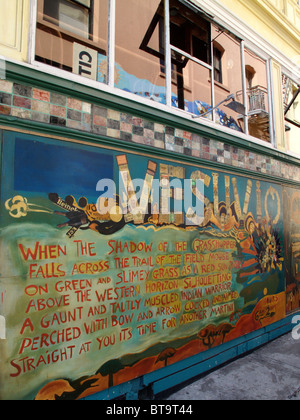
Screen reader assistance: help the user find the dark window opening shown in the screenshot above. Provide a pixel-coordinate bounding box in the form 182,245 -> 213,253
192,36 -> 210,64
213,46 -> 222,83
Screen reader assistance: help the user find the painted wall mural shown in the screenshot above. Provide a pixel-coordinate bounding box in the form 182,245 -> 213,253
0,131 -> 287,400
283,186 -> 300,312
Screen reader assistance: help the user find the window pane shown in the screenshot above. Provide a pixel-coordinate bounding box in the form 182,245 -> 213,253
44,0 -> 89,39
283,76 -> 300,154
244,47 -> 271,142
36,0 -> 108,80
115,0 -> 166,104
169,0 -> 211,64
211,25 -> 244,133
171,59 -> 213,119
168,1 -> 212,116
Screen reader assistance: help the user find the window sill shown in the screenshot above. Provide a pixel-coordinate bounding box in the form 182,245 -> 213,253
211,79 -> 230,93
207,77 -> 231,93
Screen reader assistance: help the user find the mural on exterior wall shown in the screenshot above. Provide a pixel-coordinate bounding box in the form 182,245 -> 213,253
283,186 -> 300,312
0,132 -> 286,400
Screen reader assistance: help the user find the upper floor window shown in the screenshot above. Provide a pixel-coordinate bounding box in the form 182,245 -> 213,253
43,0 -> 91,39
35,0 -> 274,144
213,46 -> 223,84
245,66 -> 255,89
36,0 -> 108,74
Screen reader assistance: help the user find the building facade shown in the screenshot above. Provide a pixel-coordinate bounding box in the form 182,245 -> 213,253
0,0 -> 299,400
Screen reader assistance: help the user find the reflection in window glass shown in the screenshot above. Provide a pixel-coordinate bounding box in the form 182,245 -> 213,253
43,0 -> 90,39
115,0 -> 166,104
213,47 -> 222,84
36,0 -> 108,78
244,47 -> 270,142
34,0 -> 274,143
169,0 -> 211,66
171,59 -> 212,119
283,76 -> 300,155
212,24 -> 244,133
168,0 -> 212,116
167,6 -> 244,132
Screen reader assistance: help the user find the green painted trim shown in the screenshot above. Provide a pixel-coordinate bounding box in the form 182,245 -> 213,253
1,115 -> 300,188
5,61 -> 300,168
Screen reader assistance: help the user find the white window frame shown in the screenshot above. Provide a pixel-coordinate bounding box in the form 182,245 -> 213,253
107,0 -> 115,88
27,0 -> 300,151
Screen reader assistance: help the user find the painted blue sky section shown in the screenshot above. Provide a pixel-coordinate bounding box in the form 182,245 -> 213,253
14,137 -> 113,199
